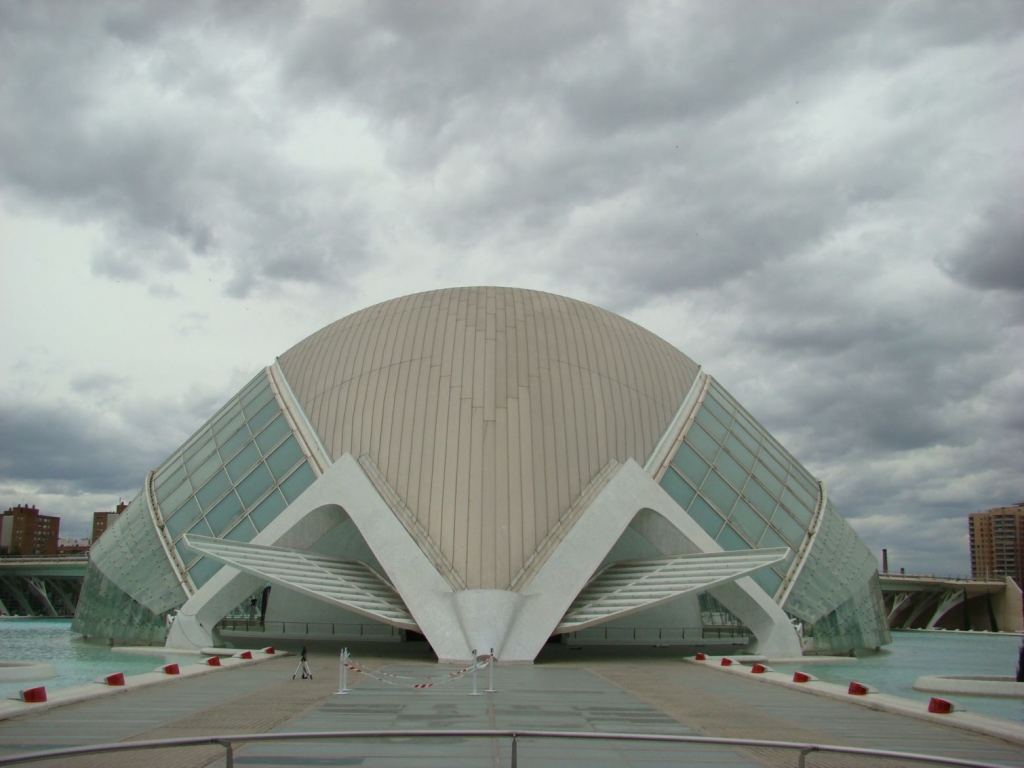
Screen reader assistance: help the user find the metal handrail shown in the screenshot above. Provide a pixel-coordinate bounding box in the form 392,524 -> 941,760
0,729 -> 1014,768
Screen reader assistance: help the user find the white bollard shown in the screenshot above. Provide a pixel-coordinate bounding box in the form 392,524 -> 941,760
337,647 -> 351,695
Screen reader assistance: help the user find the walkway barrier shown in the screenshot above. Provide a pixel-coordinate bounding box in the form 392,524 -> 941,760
16,687 -> 46,703
160,664 -> 180,675
0,729 -> 1014,768
100,673 -> 125,686
336,648 -> 496,696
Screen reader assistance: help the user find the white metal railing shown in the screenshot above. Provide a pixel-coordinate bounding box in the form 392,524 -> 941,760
216,618 -> 402,638
0,730 -> 1014,768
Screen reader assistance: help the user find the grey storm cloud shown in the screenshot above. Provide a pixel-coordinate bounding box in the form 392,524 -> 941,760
1,1 -> 1022,576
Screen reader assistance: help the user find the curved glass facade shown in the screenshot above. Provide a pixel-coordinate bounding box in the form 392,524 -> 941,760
658,377 -> 887,652
151,371 -> 317,589
74,370 -> 320,643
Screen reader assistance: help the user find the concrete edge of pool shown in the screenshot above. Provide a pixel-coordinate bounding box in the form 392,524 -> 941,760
0,648 -> 289,722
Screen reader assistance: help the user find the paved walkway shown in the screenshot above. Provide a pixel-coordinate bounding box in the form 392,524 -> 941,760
0,645 -> 1022,768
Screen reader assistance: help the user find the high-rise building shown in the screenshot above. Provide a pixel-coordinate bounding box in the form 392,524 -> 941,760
969,503 -> 1024,586
91,502 -> 127,544
0,504 -> 60,556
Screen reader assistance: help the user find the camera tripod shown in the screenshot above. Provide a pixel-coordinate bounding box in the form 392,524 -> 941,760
292,647 -> 313,680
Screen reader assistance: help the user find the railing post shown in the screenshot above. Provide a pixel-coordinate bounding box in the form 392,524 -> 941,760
798,745 -> 816,768
486,648 -> 496,692
338,648 -> 350,695
470,649 -> 480,695
221,740 -> 234,768
511,732 -> 518,768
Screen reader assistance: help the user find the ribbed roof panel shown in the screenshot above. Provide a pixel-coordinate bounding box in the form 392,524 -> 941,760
277,287 -> 700,590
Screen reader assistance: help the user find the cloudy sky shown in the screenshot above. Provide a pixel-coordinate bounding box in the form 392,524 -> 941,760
1,1 -> 1021,575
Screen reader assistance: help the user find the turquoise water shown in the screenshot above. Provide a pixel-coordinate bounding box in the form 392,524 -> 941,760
772,630 -> 1023,722
0,618 -> 197,701
2,620 -> 1021,723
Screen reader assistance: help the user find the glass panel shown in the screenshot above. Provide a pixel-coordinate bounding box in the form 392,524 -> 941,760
240,378 -> 270,409
250,490 -> 287,531
758,525 -> 789,551
788,478 -> 818,512
214,411 -> 245,447
237,463 -> 274,508
782,487 -> 813,526
751,567 -> 783,597
702,393 -> 733,426
671,444 -> 710,486
686,423 -> 720,462
165,497 -> 202,540
695,408 -> 728,441
724,434 -> 755,469
715,449 -> 748,491
280,462 -> 316,503
205,490 -> 244,536
226,443 -> 261,483
255,414 -> 290,454
732,421 -> 761,454
730,499 -> 768,542
240,376 -> 268,406
247,399 -> 280,433
743,478 -> 777,518
660,468 -> 697,510
687,496 -> 724,538
188,556 -> 222,589
175,538 -> 199,568
159,478 -> 194,517
185,436 -> 217,474
224,516 -> 257,543
184,428 -> 214,462
752,461 -> 784,497
243,386 -> 275,417
266,436 -> 303,480
188,517 -> 213,538
717,525 -> 751,551
211,403 -> 242,439
189,449 -> 223,489
701,470 -> 738,515
772,506 -> 806,548
153,462 -> 186,499
760,447 -> 788,482
196,469 -> 230,512
219,425 -> 252,464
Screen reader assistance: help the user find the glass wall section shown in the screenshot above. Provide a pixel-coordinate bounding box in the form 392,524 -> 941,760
782,500 -> 891,652
151,371 -> 318,589
72,491 -> 188,644
658,379 -> 821,598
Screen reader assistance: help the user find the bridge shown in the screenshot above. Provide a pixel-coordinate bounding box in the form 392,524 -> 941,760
0,556 -> 87,617
879,573 -> 1022,633
2,557 -> 1021,636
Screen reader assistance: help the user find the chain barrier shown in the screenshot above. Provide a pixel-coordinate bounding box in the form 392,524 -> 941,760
336,647 -> 496,695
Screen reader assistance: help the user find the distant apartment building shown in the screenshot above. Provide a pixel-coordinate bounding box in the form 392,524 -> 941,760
91,502 -> 127,543
969,503 -> 1024,586
0,504 -> 60,556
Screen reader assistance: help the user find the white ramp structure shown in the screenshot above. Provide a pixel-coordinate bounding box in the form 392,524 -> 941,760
75,287 -> 889,659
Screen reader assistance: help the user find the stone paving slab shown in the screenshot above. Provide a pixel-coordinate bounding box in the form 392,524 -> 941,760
0,647 -> 1022,768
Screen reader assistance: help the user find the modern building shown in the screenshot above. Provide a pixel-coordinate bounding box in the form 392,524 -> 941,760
0,504 -> 60,556
969,503 -> 1024,587
73,287 -> 889,658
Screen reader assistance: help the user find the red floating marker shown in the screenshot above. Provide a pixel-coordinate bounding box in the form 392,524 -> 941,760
205,656 -> 222,667
694,652 -> 707,661
20,687 -> 47,703
261,646 -> 275,655
792,671 -> 813,683
720,658 -> 734,667
236,651 -> 253,660
928,697 -> 956,714
162,663 -> 180,675
104,672 -> 125,686
751,663 -> 767,674
848,681 -> 870,696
